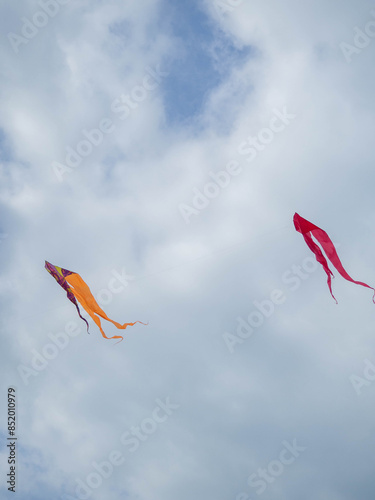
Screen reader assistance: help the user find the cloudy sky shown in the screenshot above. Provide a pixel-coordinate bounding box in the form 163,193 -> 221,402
1,0 -> 375,498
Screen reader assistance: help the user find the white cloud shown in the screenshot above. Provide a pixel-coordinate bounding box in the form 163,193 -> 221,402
1,0 -> 375,499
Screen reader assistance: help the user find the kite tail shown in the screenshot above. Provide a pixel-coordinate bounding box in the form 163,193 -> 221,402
312,227 -> 375,303
90,318 -> 148,343
302,231 -> 337,303
294,213 -> 375,303
85,311 -> 125,343
109,320 -> 148,329
74,302 -> 90,333
65,272 -> 147,341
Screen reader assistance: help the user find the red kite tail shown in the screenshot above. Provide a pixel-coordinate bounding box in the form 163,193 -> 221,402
293,213 -> 375,302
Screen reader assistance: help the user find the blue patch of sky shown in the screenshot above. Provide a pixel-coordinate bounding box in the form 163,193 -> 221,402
159,0 -> 251,126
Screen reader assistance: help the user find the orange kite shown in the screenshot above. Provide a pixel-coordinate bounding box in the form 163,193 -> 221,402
45,261 -> 146,342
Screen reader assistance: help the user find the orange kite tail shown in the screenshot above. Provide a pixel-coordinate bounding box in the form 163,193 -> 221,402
64,272 -> 147,342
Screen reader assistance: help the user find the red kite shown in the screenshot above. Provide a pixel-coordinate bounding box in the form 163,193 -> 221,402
45,261 -> 146,342
293,213 -> 375,303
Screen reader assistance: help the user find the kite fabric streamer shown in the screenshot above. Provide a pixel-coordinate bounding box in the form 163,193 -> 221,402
45,261 -> 146,342
293,213 -> 375,303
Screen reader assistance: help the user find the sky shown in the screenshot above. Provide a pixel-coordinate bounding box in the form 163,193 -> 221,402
1,0 -> 375,499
